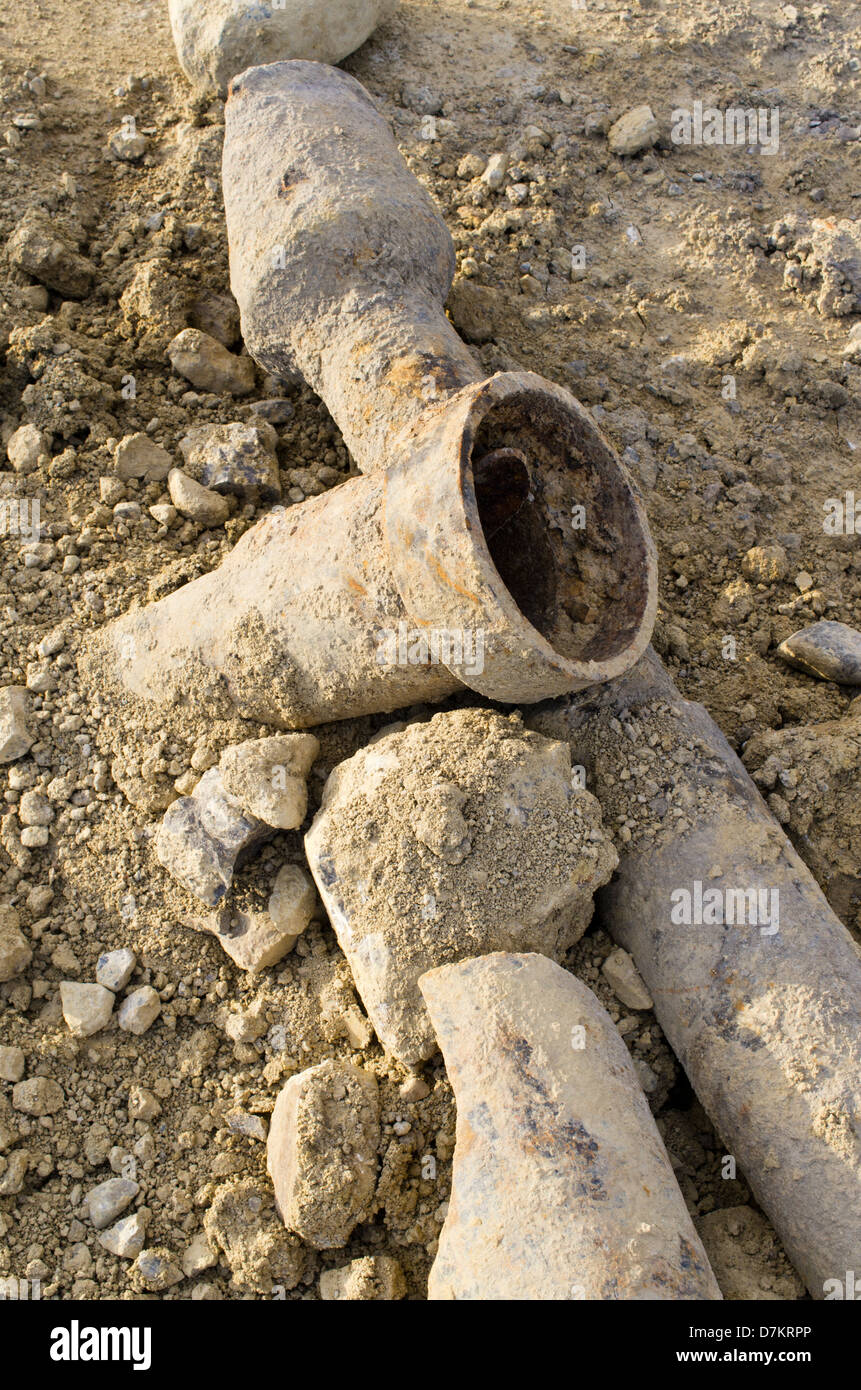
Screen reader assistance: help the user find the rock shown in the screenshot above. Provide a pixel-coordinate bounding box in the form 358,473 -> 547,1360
268,864 -> 317,939
169,0 -> 394,96
319,1254 -> 406,1300
135,1247 -> 184,1290
18,791 -> 53,826
601,946 -> 653,1010
119,260 -> 189,355
118,986 -> 161,1036
742,544 -> 789,584
398,1075 -> 429,1103
87,1176 -> 139,1229
6,211 -> 95,298
98,1212 -> 148,1259
267,1059 -> 380,1249
12,1076 -> 63,1116
191,894 -> 306,973
6,423 -> 49,475
114,434 -> 173,482
188,291 -> 240,347
420,953 -> 720,1300
21,827 -> 49,849
219,734 -> 319,828
608,105 -> 660,156
181,1232 -> 217,1277
0,687 -> 34,764
128,1086 -> 161,1122
0,905 -> 32,982
156,767 -> 272,905
226,1108 -> 268,1141
60,982 -> 115,1037
0,1046 -> 25,1082
777,620 -> 861,685
203,1178 -> 306,1293
95,948 -> 136,992
482,152 -> 509,190
0,1151 -> 30,1196
167,328 -> 255,395
178,421 -> 281,502
697,1206 -> 806,1300
109,128 -> 148,162
167,468 -> 230,527
305,710 -> 618,1065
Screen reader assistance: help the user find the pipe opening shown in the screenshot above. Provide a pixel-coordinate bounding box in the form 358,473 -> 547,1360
468,389 -> 653,667
473,448 -> 558,637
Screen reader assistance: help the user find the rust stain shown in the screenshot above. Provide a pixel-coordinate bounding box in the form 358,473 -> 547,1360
425,550 -> 481,604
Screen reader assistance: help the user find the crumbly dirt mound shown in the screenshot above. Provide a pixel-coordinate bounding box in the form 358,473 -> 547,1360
3,0 -> 860,1299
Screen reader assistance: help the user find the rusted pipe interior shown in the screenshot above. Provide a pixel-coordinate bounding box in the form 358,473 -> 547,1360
466,387 -> 653,668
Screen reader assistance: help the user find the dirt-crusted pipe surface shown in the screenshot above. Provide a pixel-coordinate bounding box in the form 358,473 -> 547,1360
529,648 -> 861,1298
420,952 -> 722,1300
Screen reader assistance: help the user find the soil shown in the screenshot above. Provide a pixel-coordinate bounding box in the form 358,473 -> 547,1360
1,0 -> 859,1299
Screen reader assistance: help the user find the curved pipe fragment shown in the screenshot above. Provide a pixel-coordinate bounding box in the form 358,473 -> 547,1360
529,648 -> 861,1298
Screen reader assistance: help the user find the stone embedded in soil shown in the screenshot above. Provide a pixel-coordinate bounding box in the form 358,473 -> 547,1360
113,433 -> 173,482
0,905 -> 32,982
98,1212 -> 148,1259
420,952 -> 721,1300
697,1206 -> 806,1301
6,423 -> 49,475
167,328 -> 255,395
12,1075 -> 63,1116
95,947 -> 136,992
134,1248 -> 184,1290
167,467 -> 230,527
203,1177 -> 306,1294
189,896 -> 305,973
319,1255 -> 406,1301
601,946 -> 654,1010
777,620 -> 861,685
305,709 -> 618,1065
267,1059 -> 380,1249
607,104 -> 660,156
181,1231 -> 218,1277
168,0 -> 395,96
178,421 -> 281,502
0,1046 -> 25,1083
87,1176 -> 139,1229
117,985 -> 161,1035
268,864 -> 317,940
6,210 -> 95,298
219,734 -> 320,829
60,981 -> 115,1037
155,767 -> 272,905
0,686 -> 34,764
109,128 -> 148,162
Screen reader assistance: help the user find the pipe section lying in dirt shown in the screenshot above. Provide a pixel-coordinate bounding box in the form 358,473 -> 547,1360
419,952 -> 722,1300
84,63 -> 656,727
529,648 -> 861,1299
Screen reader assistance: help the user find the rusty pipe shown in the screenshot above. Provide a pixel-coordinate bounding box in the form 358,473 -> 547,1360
83,64 -> 656,727
529,648 -> 861,1298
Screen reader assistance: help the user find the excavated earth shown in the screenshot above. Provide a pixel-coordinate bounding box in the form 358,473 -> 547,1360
0,0 -> 859,1299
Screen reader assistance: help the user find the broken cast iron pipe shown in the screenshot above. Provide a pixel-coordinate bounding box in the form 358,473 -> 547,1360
529,648 -> 861,1299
